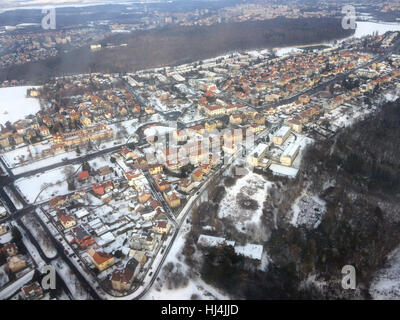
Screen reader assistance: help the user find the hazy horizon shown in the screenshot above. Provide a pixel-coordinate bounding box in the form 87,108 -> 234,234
0,0 -> 172,10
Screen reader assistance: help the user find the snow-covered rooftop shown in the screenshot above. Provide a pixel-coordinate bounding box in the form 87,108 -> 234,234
269,164 -> 299,177
234,244 -> 263,261
197,235 -> 235,248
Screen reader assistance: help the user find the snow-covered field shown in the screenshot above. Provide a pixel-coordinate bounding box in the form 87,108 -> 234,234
15,165 -> 79,204
218,170 -> 272,234
353,21 -> 400,39
0,86 -> 41,126
273,47 -> 302,57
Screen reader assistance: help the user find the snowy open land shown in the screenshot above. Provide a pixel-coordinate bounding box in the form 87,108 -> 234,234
218,170 -> 272,235
353,21 -> 400,39
0,86 -> 41,126
143,220 -> 230,300
15,164 -> 79,204
370,246 -> 400,300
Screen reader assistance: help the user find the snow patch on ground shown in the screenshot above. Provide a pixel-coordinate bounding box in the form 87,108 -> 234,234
370,246 -> 400,300
290,193 -> 326,229
218,171 -> 272,234
143,219 -> 230,300
51,258 -> 93,300
15,165 -> 79,204
0,86 -> 41,126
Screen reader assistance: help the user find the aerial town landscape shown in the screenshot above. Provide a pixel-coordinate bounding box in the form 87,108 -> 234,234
1,0 -> 400,303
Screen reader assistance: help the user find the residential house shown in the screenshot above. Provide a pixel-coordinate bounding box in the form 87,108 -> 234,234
229,113 -> 244,125
57,212 -> 76,229
78,170 -> 90,182
7,255 -> 27,273
88,248 -> 114,271
111,258 -> 140,291
22,283 -> 44,300
153,220 -> 171,235
148,164 -> 163,175
124,170 -> 144,187
1,242 -> 18,257
80,116 -> 92,127
71,226 -> 96,250
13,134 -> 24,145
179,178 -> 194,193
200,164 -> 211,176
138,191 -> 151,204
131,250 -> 147,267
144,106 -> 155,115
120,146 -> 138,160
192,168 -> 203,182
0,137 -> 10,148
153,175 -> 170,192
49,196 -> 66,209
98,165 -> 111,177
0,224 -> 8,236
287,119 -> 302,133
92,181 -> 113,196
164,191 -> 181,208
272,126 -> 291,146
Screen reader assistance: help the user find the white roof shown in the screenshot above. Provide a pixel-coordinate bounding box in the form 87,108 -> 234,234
274,125 -> 291,138
249,143 -> 268,157
99,232 -> 115,245
282,142 -> 300,158
88,218 -> 102,229
95,225 -> 109,236
197,234 -> 235,247
270,164 -> 299,177
121,246 -> 131,256
234,244 -> 263,261
75,208 -> 89,219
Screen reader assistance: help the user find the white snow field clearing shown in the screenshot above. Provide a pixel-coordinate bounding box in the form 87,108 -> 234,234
15,165 -> 79,204
218,170 -> 272,234
0,86 -> 41,126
